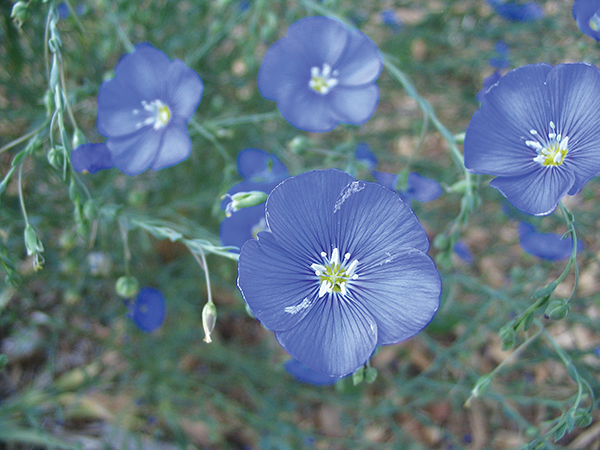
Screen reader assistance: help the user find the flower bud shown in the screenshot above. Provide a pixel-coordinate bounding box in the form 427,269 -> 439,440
544,298 -> 570,320
499,323 -> 516,350
83,199 -> 98,221
574,409 -> 592,428
115,276 -> 139,298
202,302 -> 217,343
224,191 -> 268,217
10,2 -> 28,26
364,367 -> 378,384
24,225 -> 44,256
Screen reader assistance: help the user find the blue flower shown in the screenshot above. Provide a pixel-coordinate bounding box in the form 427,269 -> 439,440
96,43 -> 203,176
284,359 -> 343,385
573,0 -> 600,41
489,41 -> 510,70
257,16 -> 383,133
453,241 -> 474,264
71,143 -> 114,174
127,287 -> 166,333
487,0 -> 543,21
220,149 -> 288,251
237,169 -> 441,376
464,63 -> 600,216
518,222 -> 583,261
380,9 -> 403,33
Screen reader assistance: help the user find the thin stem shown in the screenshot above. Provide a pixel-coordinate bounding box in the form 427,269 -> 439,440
189,119 -> 233,164
189,245 -> 213,305
0,123 -> 47,155
119,219 -> 131,276
17,163 -> 29,227
558,201 -> 579,302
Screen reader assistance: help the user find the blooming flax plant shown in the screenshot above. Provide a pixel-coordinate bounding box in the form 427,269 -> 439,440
464,63 -> 600,216
92,43 -> 203,176
237,169 -> 441,377
258,16 -> 383,133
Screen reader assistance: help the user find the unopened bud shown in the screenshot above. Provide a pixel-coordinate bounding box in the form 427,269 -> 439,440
10,2 -> 28,26
224,191 -> 268,217
499,323 -> 516,350
202,302 -> 217,343
24,225 -> 44,256
115,276 -> 139,298
545,298 -> 570,320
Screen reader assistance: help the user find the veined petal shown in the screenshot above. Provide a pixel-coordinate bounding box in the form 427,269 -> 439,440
327,84 -> 379,126
285,16 -> 348,69
266,169 -> 354,258
406,172 -> 443,202
330,181 -> 430,260
97,78 -> 146,137
257,38 -> 309,102
352,248 -> 440,345
150,121 -> 191,170
489,167 -> 575,216
106,127 -> 162,176
372,170 -> 398,191
276,86 -> 339,132
114,43 -> 171,100
335,29 -> 383,86
220,204 -> 267,251
275,296 -> 378,377
284,359 -> 343,385
71,143 -> 114,174
464,63 -> 553,177
165,59 -> 204,120
518,222 -> 581,261
237,232 -> 319,332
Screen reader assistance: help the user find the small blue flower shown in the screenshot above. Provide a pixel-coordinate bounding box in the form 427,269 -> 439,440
489,41 -> 510,70
464,63 -> 600,216
487,0 -> 543,22
71,143 -> 114,174
258,16 -> 383,133
573,0 -> 600,41
380,9 -> 403,33
127,287 -> 166,333
97,43 -> 203,176
453,241 -> 474,264
518,222 -> 582,261
284,359 -> 343,385
220,149 -> 289,251
354,142 -> 378,170
237,169 -> 441,376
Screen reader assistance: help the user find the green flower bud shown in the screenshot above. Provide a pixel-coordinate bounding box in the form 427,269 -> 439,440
10,2 -> 28,26
202,302 -> 217,343
352,365 -> 364,385
115,276 -> 139,298
499,323 -> 517,350
545,298 -> 570,320
224,191 -> 268,216
574,409 -> 592,428
47,147 -> 63,169
433,233 -> 450,251
471,374 -> 492,398
83,199 -> 98,221
24,225 -> 44,256
364,367 -> 378,384
288,135 -> 310,154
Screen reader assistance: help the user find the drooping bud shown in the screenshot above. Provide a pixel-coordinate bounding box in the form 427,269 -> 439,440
223,191 -> 268,217
544,298 -> 570,320
202,302 -> 217,343
115,276 -> 139,298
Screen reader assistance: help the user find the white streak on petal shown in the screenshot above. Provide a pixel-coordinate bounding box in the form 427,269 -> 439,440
284,297 -> 312,314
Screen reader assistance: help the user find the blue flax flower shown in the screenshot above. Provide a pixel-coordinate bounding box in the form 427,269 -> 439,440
573,0 -> 600,41
71,143 -> 114,174
258,16 -> 383,133
487,0 -> 543,21
464,63 -> 600,216
127,287 -> 166,333
518,222 -> 582,261
96,43 -> 203,176
220,149 -> 288,250
237,169 -> 441,376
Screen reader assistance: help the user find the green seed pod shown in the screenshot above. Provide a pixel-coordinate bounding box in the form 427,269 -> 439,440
115,276 -> 139,298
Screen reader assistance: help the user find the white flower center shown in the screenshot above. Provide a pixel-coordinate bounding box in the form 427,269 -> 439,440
590,12 -> 600,31
311,248 -> 359,297
133,99 -> 171,130
526,121 -> 569,167
309,64 -> 339,95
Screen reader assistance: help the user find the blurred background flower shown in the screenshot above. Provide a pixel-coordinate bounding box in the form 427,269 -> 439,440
127,287 -> 166,333
573,0 -> 600,40
518,222 -> 583,261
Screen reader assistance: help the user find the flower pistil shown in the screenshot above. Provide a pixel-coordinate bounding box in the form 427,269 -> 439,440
526,122 -> 569,167
309,64 -> 339,95
311,248 -> 359,297
134,99 -> 171,130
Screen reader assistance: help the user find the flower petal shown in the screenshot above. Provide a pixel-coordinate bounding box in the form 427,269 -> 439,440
129,287 -> 166,333
284,359 -> 343,385
71,143 -> 114,174
489,167 -> 575,216
97,77 -> 146,138
406,172 -> 443,202
106,127 -> 162,176
237,232 -> 319,332
114,43 -> 171,100
285,16 -> 348,69
265,170 -> 355,260
276,86 -> 339,132
165,59 -> 204,120
518,222 -> 581,261
464,63 -> 553,177
573,0 -> 600,41
335,29 -> 383,86
327,84 -> 379,126
275,296 -> 378,377
237,148 -> 288,182
220,204 -> 267,250
372,170 -> 398,191
352,248 -> 440,345
150,121 -> 191,170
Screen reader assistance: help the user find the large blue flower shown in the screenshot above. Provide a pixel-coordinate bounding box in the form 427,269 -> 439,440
237,169 -> 441,377
220,149 -> 289,250
487,0 -> 543,21
464,63 -> 600,216
258,16 -> 383,133
573,0 -> 600,41
97,43 -> 203,176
